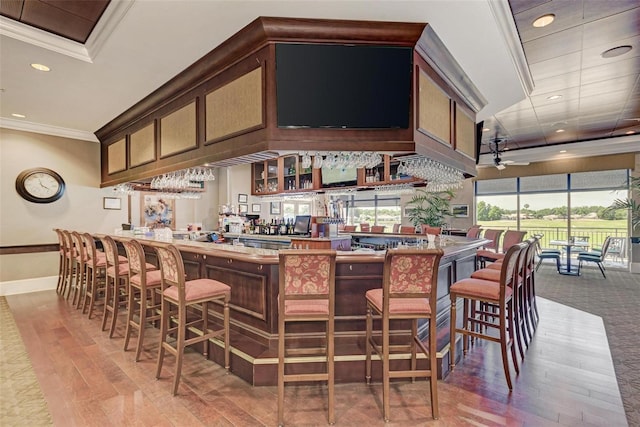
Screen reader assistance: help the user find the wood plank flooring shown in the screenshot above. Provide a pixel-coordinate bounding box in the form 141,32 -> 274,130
6,289 -> 627,426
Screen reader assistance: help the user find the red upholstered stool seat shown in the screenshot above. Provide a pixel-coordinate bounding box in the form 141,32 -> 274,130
154,243 -> 231,396
365,248 -> 444,422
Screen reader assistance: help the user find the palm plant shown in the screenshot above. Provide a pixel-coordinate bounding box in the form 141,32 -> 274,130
605,176 -> 640,235
405,189 -> 455,228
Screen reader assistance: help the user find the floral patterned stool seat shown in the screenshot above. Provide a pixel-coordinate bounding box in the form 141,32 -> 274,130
277,249 -> 337,426
365,248 -> 444,422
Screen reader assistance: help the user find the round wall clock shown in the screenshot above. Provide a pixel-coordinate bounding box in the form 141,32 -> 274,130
15,167 -> 66,203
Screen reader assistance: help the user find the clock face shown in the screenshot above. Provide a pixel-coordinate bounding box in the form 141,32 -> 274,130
16,168 -> 65,203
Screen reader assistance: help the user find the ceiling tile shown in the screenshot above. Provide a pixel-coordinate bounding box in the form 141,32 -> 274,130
582,7 -> 640,47
523,25 -> 583,63
529,51 -> 582,81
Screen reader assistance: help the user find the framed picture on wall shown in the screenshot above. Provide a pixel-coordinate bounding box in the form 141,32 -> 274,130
238,193 -> 248,203
452,204 -> 469,217
141,193 -> 175,228
252,203 -> 261,213
103,197 -> 121,210
239,204 -> 248,214
270,201 -> 281,215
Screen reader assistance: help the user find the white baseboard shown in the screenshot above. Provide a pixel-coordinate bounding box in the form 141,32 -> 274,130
0,276 -> 58,296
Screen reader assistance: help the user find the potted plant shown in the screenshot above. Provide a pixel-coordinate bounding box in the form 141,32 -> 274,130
405,188 -> 455,229
605,176 -> 640,273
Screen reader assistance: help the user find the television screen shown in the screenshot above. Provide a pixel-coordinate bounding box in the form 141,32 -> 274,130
321,167 -> 358,187
276,43 -> 412,129
293,215 -> 311,235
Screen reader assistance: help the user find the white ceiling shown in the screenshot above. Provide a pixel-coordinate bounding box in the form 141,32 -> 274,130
0,0 -> 637,167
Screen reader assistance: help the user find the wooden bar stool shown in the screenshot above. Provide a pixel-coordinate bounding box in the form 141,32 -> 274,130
122,239 -> 161,361
277,249 -> 337,426
420,225 -> 441,235
154,243 -> 231,396
100,236 -> 134,338
475,229 -> 504,268
70,231 -> 88,308
450,242 -> 526,389
365,248 -> 444,421
53,229 -> 67,294
399,225 -> 415,234
470,240 -> 530,360
80,233 -> 107,318
59,230 -> 77,298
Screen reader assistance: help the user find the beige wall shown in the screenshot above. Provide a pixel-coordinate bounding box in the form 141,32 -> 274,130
0,128 -> 128,282
0,128 -> 247,284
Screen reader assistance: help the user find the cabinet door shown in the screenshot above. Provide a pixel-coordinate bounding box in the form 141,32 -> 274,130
359,155 -> 388,185
282,155 -> 298,192
298,155 -> 314,190
252,162 -> 266,194
266,158 -> 279,193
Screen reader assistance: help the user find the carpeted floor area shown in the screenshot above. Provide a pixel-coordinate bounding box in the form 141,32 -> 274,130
0,296 -> 52,426
535,264 -> 640,426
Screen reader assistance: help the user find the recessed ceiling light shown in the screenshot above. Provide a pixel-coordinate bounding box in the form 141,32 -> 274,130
626,130 -> 636,135
546,94 -> 562,100
482,127 -> 490,132
11,113 -> 26,118
555,129 -> 565,133
559,150 -> 567,153
30,63 -> 51,72
533,14 -> 555,28
601,45 -> 632,58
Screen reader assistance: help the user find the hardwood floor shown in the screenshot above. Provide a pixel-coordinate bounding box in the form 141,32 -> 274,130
6,289 -> 627,426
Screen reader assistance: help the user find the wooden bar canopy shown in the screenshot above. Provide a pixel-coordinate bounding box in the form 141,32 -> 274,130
96,17 -> 486,188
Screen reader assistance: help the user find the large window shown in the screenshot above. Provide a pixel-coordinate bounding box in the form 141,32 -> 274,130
475,170 -> 630,265
331,193 -> 401,230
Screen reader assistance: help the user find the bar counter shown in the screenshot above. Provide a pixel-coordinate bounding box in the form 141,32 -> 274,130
107,231 -> 489,385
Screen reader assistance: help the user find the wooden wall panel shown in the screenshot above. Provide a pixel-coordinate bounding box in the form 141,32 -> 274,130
160,102 -> 197,157
455,105 -> 475,159
205,67 -> 263,142
418,70 -> 451,145
107,138 -> 126,174
129,123 -> 155,167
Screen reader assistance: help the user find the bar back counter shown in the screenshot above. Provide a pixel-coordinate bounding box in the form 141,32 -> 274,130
108,231 -> 488,385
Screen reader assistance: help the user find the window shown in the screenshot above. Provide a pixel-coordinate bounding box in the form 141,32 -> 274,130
475,169 -> 630,266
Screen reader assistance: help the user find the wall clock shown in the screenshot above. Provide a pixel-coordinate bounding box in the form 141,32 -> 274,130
15,167 -> 66,203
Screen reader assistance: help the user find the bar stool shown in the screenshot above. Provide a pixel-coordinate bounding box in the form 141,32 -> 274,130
80,233 -> 107,318
399,225 -> 415,234
59,230 -> 77,298
365,248 -> 444,421
420,225 -> 441,236
54,229 -> 70,295
155,243 -> 231,396
475,229 -> 505,268
371,225 -> 386,233
278,249 -> 337,426
70,231 -> 88,308
478,230 -> 526,265
450,242 -> 526,389
100,235 -> 135,338
122,239 -> 161,361
470,240 -> 530,360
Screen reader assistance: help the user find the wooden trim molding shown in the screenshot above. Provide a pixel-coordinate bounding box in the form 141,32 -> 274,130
0,243 -> 59,255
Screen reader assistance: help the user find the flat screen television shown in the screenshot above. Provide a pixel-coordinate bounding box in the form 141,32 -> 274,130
275,43 -> 412,129
293,215 -> 311,235
321,167 -> 358,188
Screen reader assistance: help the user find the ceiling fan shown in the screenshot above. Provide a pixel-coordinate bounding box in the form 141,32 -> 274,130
488,132 -> 529,170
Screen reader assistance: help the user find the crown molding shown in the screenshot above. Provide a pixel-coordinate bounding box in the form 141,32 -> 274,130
0,0 -> 134,63
0,16 -> 91,62
488,0 -> 535,95
415,25 -> 488,114
0,118 -> 98,142
84,0 -> 135,60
